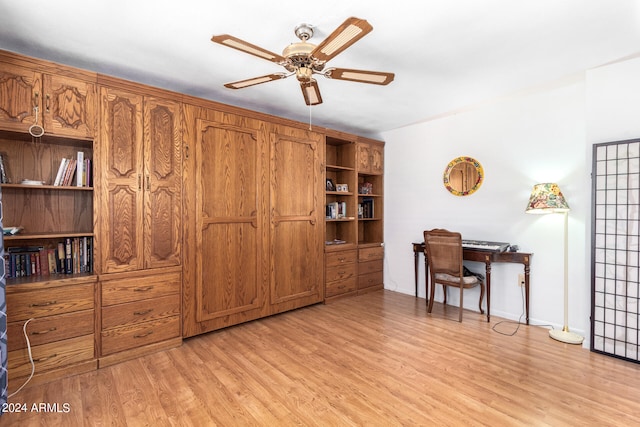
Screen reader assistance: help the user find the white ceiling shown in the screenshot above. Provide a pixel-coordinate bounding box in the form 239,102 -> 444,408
1,0 -> 639,139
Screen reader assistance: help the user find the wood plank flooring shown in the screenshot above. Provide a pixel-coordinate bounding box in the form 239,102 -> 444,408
3,289 -> 640,426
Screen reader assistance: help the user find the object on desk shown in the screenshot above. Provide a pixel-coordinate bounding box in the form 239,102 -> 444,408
462,240 -> 510,252
509,245 -> 519,252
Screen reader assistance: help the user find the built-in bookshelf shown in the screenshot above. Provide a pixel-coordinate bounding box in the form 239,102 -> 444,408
0,130 -> 94,285
357,173 -> 384,244
325,136 -> 357,250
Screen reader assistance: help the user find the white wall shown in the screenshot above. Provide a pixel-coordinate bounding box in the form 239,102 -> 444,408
382,56 -> 640,343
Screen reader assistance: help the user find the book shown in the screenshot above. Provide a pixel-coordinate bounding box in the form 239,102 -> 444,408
54,158 -> 69,186
76,151 -> 84,187
0,153 -> 9,183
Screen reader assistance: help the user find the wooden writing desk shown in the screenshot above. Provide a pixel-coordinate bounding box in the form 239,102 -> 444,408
412,242 -> 532,324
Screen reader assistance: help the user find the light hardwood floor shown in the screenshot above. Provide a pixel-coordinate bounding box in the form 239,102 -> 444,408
3,289 -> 640,426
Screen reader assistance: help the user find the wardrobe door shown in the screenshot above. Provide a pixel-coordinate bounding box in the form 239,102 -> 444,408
269,128 -> 324,313
183,117 -> 269,336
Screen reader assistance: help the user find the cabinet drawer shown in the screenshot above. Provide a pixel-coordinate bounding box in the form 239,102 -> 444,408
359,246 -> 384,262
101,272 -> 180,306
8,310 -> 94,351
359,259 -> 383,275
102,295 -> 180,330
325,263 -> 357,283
358,271 -> 384,289
325,250 -> 357,267
325,277 -> 357,298
7,283 -> 94,322
8,334 -> 94,379
101,316 -> 180,356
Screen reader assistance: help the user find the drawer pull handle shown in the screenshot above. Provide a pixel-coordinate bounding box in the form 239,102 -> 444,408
133,286 -> 154,292
338,285 -> 346,289
338,257 -> 346,262
31,327 -> 57,335
30,301 -> 57,307
134,331 -> 154,339
34,353 -> 57,363
133,309 -> 153,316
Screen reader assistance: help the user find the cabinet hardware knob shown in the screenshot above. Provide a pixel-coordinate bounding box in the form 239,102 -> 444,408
30,301 -> 57,307
45,94 -> 50,113
146,175 -> 150,190
138,174 -> 142,190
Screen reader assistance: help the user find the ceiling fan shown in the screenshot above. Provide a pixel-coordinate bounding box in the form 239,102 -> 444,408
211,17 -> 395,106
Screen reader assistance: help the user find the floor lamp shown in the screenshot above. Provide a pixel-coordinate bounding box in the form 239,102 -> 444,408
526,183 -> 584,345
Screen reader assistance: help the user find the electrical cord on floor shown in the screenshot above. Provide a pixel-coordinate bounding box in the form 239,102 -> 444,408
490,283 -> 528,336
491,284 -> 555,336
8,318 -> 35,398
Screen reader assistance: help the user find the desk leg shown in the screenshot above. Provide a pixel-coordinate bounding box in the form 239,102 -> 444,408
485,260 -> 491,323
414,250 -> 419,298
524,263 -> 530,325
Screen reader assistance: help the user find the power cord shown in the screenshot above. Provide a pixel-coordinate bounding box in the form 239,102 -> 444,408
8,318 -> 35,398
491,282 -> 553,336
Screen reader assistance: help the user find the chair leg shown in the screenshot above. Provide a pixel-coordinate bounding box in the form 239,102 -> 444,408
427,280 -> 436,313
459,286 -> 464,322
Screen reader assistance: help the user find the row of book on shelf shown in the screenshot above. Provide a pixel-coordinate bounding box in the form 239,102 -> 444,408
4,237 -> 93,279
54,152 -> 92,187
326,199 -> 375,219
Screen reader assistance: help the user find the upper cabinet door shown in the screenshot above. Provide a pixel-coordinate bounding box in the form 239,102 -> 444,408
357,141 -> 384,175
99,87 -> 145,273
0,63 -> 40,131
143,97 -> 182,269
43,74 -> 96,139
0,63 -> 96,138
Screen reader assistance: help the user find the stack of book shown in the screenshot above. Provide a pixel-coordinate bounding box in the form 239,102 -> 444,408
4,237 -> 93,279
53,152 -> 92,187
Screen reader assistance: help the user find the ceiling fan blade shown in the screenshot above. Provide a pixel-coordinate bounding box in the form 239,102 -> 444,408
311,17 -> 373,63
325,68 -> 395,85
300,79 -> 323,105
212,34 -> 287,64
224,73 -> 289,89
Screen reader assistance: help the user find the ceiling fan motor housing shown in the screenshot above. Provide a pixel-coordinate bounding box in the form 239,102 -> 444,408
282,41 -> 325,76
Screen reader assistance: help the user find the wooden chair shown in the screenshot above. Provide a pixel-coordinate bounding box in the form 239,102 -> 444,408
423,229 -> 485,322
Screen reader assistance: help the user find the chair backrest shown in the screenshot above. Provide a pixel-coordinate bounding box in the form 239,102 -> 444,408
423,229 -> 464,278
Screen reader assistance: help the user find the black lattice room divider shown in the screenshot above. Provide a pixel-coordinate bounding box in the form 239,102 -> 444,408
591,138 -> 640,362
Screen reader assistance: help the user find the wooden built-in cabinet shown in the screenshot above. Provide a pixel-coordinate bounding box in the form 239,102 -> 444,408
98,84 -> 182,274
99,267 -> 181,367
0,53 -> 98,392
0,50 -> 384,388
181,104 -> 324,337
324,134 -> 385,301
97,80 -> 183,364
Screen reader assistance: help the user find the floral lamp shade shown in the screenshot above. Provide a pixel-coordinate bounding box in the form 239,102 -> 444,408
525,183 -> 570,214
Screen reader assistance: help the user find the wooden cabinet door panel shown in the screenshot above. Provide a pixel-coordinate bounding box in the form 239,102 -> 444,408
43,74 -> 96,138
143,97 -> 182,269
192,120 -> 267,325
269,130 -> 324,310
0,63 -> 40,131
100,87 -> 144,273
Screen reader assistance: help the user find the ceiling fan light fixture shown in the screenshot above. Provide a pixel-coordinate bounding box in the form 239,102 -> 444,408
301,80 -> 322,105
